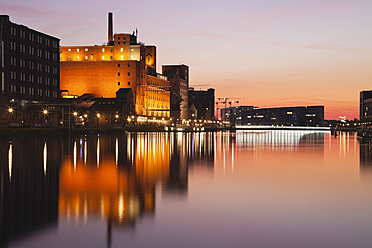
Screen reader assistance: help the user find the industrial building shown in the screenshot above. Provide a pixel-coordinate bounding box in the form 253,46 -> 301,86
221,105 -> 324,126
60,13 -> 171,117
0,15 -> 60,126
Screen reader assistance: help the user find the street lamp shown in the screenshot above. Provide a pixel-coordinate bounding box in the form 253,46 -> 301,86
115,114 -> 119,119
43,110 -> 48,115
8,108 -> 13,113
73,112 -> 78,116
97,113 -> 101,118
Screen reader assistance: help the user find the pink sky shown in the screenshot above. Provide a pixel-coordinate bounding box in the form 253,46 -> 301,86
1,0 -> 371,119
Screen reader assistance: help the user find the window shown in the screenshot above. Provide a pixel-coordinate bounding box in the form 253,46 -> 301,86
118,82 -> 120,86
118,64 -> 120,67
77,56 -> 79,60
77,49 -> 79,53
102,56 -> 104,60
128,63 -> 130,67
128,72 -> 130,76
102,48 -> 105,52
128,82 -> 130,86
118,42 -> 120,45
68,49 -> 71,53
85,48 -> 88,52
118,37 -> 120,40
120,55 -> 123,60
120,48 -> 123,52
124,41 -> 126,45
111,49 -> 113,52
85,56 -> 88,60
118,72 -> 120,76
110,56 -> 113,59
123,37 -> 126,40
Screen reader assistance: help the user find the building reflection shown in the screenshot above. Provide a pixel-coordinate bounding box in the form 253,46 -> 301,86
58,132 -> 214,246
359,138 -> 372,178
0,137 -> 60,247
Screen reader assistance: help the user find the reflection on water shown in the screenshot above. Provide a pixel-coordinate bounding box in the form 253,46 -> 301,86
2,131 -> 372,247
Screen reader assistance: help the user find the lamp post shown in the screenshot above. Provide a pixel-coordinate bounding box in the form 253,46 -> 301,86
43,109 -> 48,127
97,113 -> 101,129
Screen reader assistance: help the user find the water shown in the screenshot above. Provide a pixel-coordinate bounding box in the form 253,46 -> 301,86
1,131 -> 372,248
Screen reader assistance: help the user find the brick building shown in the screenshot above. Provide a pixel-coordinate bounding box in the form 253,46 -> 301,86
60,13 -> 170,118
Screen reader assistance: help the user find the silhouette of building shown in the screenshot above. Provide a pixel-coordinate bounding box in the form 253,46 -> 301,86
60,13 -> 170,117
360,90 -> 372,120
0,15 -> 60,125
162,64 -> 189,120
221,105 -> 324,126
188,88 -> 215,120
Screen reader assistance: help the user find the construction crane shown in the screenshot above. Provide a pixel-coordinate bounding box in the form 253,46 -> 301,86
215,97 -> 244,119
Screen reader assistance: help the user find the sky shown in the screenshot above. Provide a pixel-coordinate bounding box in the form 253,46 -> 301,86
1,0 -> 372,120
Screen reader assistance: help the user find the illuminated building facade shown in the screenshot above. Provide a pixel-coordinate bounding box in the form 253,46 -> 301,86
0,15 -> 60,125
221,105 -> 324,126
360,90 -> 372,120
60,13 -> 170,117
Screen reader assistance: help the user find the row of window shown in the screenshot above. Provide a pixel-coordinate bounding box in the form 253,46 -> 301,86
10,59 -> 58,74
117,82 -> 130,86
10,42 -> 58,60
10,27 -> 58,47
9,85 -> 58,98
65,47 -> 133,53
10,72 -> 58,86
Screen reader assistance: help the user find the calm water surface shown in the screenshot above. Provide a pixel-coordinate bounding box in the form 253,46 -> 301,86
1,131 -> 372,248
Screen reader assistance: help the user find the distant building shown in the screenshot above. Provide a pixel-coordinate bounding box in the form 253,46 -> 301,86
360,90 -> 372,120
188,88 -> 215,120
162,64 -> 189,120
221,105 -> 324,126
60,13 -> 170,117
0,15 -> 60,125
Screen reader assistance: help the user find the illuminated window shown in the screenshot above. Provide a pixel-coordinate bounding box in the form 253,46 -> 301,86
85,56 -> 88,60
131,55 -> 133,59
77,56 -> 79,60
68,49 -> 71,53
120,55 -> 123,60
85,48 -> 88,52
120,48 -> 123,52
102,48 -> 105,52
68,56 -> 71,60
77,49 -> 79,53
102,56 -> 104,60
130,48 -> 133,52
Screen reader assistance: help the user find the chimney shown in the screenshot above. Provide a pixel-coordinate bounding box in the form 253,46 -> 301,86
108,12 -> 113,43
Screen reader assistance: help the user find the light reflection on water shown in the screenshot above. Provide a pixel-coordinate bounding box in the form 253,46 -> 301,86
1,131 -> 372,248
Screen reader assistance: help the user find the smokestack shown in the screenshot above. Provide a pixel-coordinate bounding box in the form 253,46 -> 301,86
108,12 -> 113,43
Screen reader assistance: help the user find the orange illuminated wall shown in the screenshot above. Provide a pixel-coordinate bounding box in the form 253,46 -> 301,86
60,60 -> 139,97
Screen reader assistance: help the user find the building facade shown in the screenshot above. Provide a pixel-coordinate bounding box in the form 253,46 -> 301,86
162,64 -> 189,120
360,90 -> 372,120
0,15 -> 60,125
60,13 -> 170,117
221,105 -> 324,126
